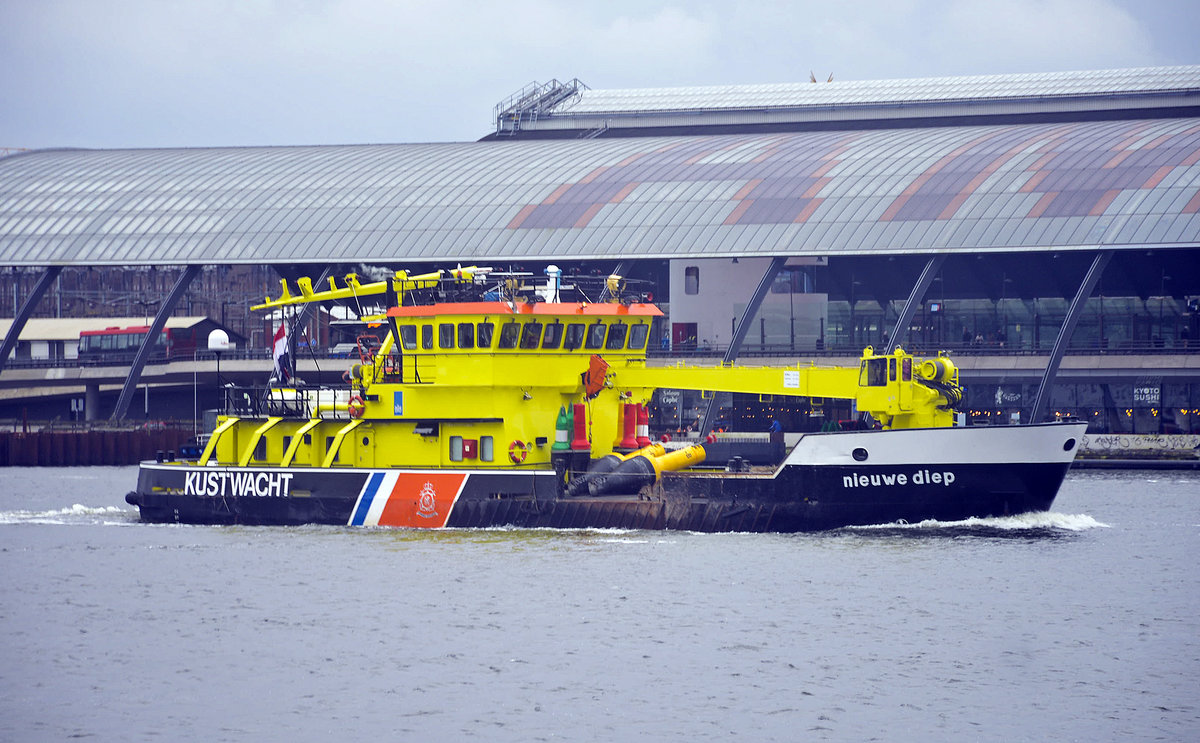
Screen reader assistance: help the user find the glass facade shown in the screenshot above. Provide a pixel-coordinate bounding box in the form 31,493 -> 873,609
960,381 -> 1200,434
824,296 -> 1197,353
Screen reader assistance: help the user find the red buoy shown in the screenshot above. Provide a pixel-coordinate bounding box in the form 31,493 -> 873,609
571,402 -> 590,451
619,403 -> 638,450
635,404 -> 651,448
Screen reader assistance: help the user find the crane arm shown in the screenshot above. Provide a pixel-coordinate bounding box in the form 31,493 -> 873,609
613,348 -> 961,429
251,267 -> 486,311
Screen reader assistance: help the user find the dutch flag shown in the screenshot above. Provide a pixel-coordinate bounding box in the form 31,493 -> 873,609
272,320 -> 291,384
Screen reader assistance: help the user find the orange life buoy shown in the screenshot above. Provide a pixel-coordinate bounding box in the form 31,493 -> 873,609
508,440 -> 528,464
347,395 -> 365,419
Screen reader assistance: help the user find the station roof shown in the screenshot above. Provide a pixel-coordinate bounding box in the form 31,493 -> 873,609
569,66 -> 1200,113
489,66 -> 1200,138
1,102 -> 1198,269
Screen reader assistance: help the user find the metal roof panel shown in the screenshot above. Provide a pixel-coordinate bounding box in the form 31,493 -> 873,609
3,117 -> 1200,266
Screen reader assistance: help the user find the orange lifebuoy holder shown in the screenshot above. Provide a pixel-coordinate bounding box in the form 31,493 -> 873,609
509,440 -> 528,464
347,395 -> 365,419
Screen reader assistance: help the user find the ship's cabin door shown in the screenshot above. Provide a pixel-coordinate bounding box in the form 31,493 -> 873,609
356,427 -> 375,468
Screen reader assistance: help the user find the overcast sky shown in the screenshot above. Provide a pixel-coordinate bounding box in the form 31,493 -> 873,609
2,0 -> 1197,151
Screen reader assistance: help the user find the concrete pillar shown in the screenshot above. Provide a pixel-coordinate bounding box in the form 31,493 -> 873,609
85,383 -> 100,422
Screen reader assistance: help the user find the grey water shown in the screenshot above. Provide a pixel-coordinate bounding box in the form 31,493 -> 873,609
1,467 -> 1196,742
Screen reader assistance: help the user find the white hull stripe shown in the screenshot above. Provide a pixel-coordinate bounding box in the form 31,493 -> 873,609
349,472 -> 387,526
362,472 -> 398,526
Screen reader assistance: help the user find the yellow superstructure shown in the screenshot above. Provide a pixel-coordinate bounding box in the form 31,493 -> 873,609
196,269 -> 963,471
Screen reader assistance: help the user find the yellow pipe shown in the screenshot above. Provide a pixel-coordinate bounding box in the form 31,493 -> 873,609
650,445 -> 706,476
620,443 -> 665,462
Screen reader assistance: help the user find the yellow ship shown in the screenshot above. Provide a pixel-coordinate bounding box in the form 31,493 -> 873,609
127,266 -> 1086,531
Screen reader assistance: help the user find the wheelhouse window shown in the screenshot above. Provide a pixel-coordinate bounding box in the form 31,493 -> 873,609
439,323 -> 455,349
421,325 -> 434,350
498,322 -> 520,349
564,323 -> 585,351
520,322 -> 543,349
542,322 -> 563,349
585,322 -> 606,349
457,322 -> 475,349
477,322 -> 494,348
628,324 -> 648,350
605,324 -> 628,350
399,325 -> 417,350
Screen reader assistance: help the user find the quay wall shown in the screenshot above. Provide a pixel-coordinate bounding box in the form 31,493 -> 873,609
0,427 -> 193,466
1079,433 -> 1200,455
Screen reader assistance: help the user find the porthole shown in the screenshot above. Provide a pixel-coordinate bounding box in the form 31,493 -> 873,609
852,447 -> 868,462
1063,438 -> 1076,452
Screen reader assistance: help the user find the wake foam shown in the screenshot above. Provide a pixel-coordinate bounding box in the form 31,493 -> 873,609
0,504 -> 134,525
847,511 -> 1109,532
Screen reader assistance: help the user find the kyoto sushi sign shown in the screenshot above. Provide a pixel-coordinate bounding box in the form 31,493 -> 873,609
1133,386 -> 1161,405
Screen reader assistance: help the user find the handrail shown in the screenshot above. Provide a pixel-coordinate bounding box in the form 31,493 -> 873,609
0,338 -> 1195,371
647,340 -> 1200,359
494,78 -> 588,133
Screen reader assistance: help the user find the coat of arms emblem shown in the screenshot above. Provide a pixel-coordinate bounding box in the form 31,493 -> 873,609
416,481 -> 438,518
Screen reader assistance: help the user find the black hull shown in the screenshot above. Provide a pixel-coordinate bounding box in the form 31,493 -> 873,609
447,463 -> 1069,531
126,423 -> 1086,533
126,462 -> 1068,532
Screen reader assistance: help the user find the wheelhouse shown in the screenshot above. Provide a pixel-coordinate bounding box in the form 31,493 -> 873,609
386,302 -> 660,357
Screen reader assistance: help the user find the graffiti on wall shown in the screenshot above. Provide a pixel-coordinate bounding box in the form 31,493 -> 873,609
1081,433 -> 1200,452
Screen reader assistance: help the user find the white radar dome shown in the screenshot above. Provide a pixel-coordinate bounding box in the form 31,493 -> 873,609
207,329 -> 232,351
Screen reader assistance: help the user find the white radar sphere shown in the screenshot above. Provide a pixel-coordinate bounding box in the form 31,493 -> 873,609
207,329 -> 232,351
